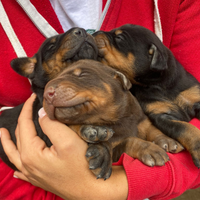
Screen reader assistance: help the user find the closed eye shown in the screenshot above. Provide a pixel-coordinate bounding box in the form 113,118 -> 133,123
72,69 -> 90,77
47,43 -> 56,51
78,72 -> 90,77
115,34 -> 124,42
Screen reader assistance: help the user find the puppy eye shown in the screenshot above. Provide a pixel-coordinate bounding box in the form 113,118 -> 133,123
115,34 -> 124,42
73,69 -> 89,77
47,43 -> 56,51
78,72 -> 89,77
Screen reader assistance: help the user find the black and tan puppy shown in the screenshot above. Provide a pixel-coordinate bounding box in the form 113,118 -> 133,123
93,24 -> 200,168
0,27 -> 98,169
43,59 -> 173,180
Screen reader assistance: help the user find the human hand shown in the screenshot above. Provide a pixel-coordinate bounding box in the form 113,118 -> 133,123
1,94 -> 128,200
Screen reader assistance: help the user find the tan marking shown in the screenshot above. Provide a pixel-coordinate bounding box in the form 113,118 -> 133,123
73,68 -> 82,76
102,50 -> 135,81
42,47 -> 71,79
87,84 -> 119,123
50,37 -> 56,43
102,82 -> 112,95
43,60 -> 68,79
146,101 -> 175,114
111,140 -> 123,149
171,120 -> 200,150
95,34 -> 136,82
175,86 -> 200,108
115,29 -> 123,35
137,118 -> 152,140
22,57 -> 37,76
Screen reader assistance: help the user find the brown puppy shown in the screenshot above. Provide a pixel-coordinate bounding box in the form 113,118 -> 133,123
93,24 -> 200,168
43,59 -> 173,180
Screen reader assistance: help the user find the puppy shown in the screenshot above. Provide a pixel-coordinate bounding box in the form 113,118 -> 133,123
43,59 -> 171,180
0,27 -> 98,169
93,24 -> 200,168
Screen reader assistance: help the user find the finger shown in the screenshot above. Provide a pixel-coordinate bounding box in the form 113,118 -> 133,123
18,94 -> 40,150
18,93 -> 36,121
0,128 -> 22,170
38,108 -> 82,150
14,171 -> 29,182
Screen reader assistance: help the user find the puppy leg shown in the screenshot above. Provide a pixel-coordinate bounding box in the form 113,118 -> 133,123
113,136 -> 169,167
150,114 -> 200,168
137,118 -> 184,153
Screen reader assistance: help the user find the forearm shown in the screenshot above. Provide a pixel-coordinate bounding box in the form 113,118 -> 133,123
55,166 -> 128,200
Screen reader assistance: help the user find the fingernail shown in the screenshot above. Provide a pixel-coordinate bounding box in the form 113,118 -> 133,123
31,93 -> 36,98
13,174 -> 18,179
38,108 -> 46,118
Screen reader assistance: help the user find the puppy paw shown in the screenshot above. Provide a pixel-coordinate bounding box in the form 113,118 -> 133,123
85,142 -> 112,180
80,125 -> 114,143
153,135 -> 184,153
138,142 -> 170,167
189,141 -> 200,168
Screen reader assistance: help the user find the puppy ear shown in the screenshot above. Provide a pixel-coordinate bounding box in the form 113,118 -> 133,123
10,56 -> 37,78
149,44 -> 167,71
115,71 -> 132,90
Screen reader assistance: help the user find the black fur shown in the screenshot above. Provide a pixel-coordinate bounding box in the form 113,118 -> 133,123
0,27 -> 98,169
94,24 -> 200,167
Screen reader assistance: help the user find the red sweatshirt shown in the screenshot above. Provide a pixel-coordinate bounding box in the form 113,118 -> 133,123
1,0 -> 200,199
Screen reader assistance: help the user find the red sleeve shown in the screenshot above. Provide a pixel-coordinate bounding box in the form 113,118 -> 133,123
114,151 -> 200,200
0,158 -> 63,200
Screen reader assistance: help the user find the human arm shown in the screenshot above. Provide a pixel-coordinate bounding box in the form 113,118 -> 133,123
0,94 -> 128,200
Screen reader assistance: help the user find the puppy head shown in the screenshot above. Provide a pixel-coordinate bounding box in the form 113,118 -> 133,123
93,24 -> 169,85
11,27 -> 98,89
43,59 -> 131,125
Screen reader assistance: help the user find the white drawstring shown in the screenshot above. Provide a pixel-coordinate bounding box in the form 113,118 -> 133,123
0,0 -> 27,57
17,0 -> 58,38
96,0 -> 111,31
0,1 -> 27,112
154,0 -> 163,42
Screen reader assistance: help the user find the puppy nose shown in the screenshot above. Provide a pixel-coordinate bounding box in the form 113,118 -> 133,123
44,86 -> 55,104
73,28 -> 86,37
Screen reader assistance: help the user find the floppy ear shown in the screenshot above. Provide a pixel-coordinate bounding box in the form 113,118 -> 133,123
10,56 -> 37,78
114,71 -> 132,90
149,44 -> 167,71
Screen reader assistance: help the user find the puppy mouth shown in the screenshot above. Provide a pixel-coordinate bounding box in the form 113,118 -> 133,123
63,36 -> 98,62
44,95 -> 90,123
71,41 -> 98,61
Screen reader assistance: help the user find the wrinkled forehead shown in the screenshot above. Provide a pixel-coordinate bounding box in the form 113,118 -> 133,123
59,60 -> 112,76
111,24 -> 135,33
114,24 -> 161,43
38,33 -> 64,52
